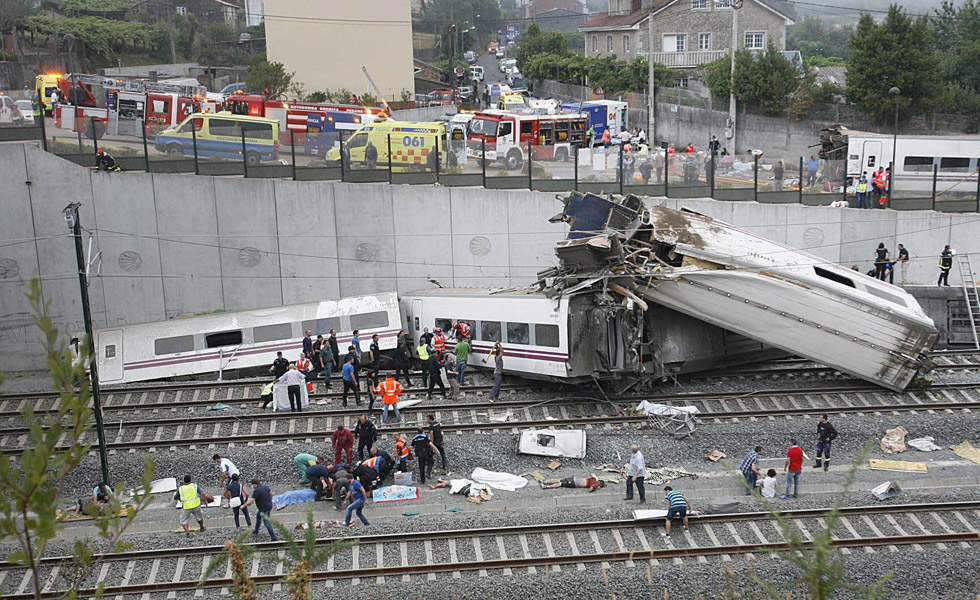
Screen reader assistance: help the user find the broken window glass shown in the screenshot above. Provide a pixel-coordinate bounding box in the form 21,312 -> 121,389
480,321 -> 501,342
506,322 -> 530,345
537,434 -> 556,448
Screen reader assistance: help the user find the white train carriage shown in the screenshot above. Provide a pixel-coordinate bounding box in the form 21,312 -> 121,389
400,288 -> 575,380
90,292 -> 400,384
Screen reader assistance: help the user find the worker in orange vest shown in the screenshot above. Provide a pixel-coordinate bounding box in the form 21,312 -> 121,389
393,433 -> 412,472
871,167 -> 886,207
432,328 -> 446,354
376,376 -> 404,424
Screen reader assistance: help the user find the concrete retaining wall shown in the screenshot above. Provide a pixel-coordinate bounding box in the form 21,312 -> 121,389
1,142 -> 976,371
390,105 -> 456,122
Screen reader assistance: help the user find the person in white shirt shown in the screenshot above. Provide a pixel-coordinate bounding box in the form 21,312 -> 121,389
213,453 -> 240,488
625,444 -> 646,503
277,364 -> 307,412
757,468 -> 778,498
618,129 -> 630,144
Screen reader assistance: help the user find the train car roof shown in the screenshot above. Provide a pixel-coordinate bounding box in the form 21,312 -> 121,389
840,127 -> 980,141
403,287 -> 551,298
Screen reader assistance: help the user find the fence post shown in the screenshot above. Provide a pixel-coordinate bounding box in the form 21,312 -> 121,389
91,118 -> 99,168
886,161 -> 893,209
574,145 -> 579,189
290,129 -> 297,181
664,150 -> 669,197
38,109 -> 48,152
931,163 -> 938,211
709,150 -> 715,197
435,136 -> 440,183
527,143 -> 532,190
976,157 -> 980,213
191,122 -> 200,175
141,122 -> 150,173
481,139 -> 486,188
387,134 -> 393,184
798,157 -> 804,204
841,161 -> 847,206
76,117 -> 83,153
618,148 -> 624,196
241,129 -> 248,178
339,129 -> 346,182
753,153 -> 759,203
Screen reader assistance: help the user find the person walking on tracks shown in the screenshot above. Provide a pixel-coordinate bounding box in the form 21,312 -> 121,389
662,486 -> 691,538
276,363 -> 306,412
377,376 -> 405,424
427,414 -> 447,470
814,414 -> 838,471
355,415 -> 378,460
411,427 -> 437,484
426,351 -> 446,399
241,478 -> 278,541
781,440 -> 805,499
226,473 -> 251,529
342,355 -> 361,407
394,341 -> 412,387
938,245 -> 954,286
483,341 -> 504,401
173,475 -> 209,537
624,445 -> 646,503
341,475 -> 370,528
416,336 -> 431,389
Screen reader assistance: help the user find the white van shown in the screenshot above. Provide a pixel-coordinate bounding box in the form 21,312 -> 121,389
470,65 -> 484,82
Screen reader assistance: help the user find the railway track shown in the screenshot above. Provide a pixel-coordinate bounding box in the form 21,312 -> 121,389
1,502 -> 977,598
1,381 -> 978,455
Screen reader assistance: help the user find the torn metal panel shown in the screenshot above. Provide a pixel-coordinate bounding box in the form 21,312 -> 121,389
518,429 -> 587,459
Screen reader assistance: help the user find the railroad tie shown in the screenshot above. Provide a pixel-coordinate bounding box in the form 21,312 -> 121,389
884,514 -> 925,552
472,537 -> 488,577
15,567 -> 32,595
272,550 -> 284,591
860,516 -> 898,552
494,536 -> 513,576
701,524 -> 729,562
565,531 -> 586,571
375,543 -> 385,585
167,556 -> 185,599
588,529 -> 613,569
518,534 -> 537,574
41,566 -> 59,593
725,522 -> 754,561
424,540 -> 437,581
610,529 -> 633,567
541,532 -> 561,573
196,556 -> 209,597
399,541 -> 410,582
838,517 -> 874,554
906,513 -> 944,550
250,555 -> 260,579
113,560 -> 136,600
220,560 -> 232,596
681,528 -> 706,563
817,517 -> 849,555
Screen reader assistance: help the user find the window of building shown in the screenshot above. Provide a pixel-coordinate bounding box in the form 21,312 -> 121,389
175,5 -> 186,15
154,335 -> 194,356
205,330 -> 243,349
698,33 -> 711,50
716,0 -> 732,8
506,322 -> 530,345
592,35 -> 598,53
675,34 -> 686,52
673,77 -> 690,88
104,345 -> 116,359
254,323 -> 294,343
940,157 -> 971,173
745,32 -> 765,50
903,156 -> 933,172
623,35 -> 630,53
607,35 -> 613,53
481,321 -> 501,342
350,311 -> 389,331
300,318 -> 341,337
692,0 -> 708,9
662,34 -> 685,52
535,324 -> 560,348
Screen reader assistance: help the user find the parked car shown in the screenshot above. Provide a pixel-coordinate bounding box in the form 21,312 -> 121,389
15,100 -> 35,125
0,95 -> 25,126
457,86 -> 474,101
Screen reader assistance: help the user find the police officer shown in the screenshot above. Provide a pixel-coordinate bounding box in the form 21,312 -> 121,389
411,427 -> 437,484
416,336 -> 431,389
939,245 -> 953,286
855,172 -> 869,209
354,415 -> 378,460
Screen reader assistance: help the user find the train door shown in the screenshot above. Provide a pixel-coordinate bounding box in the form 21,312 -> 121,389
98,329 -> 124,382
412,299 -> 423,335
862,141 -> 882,173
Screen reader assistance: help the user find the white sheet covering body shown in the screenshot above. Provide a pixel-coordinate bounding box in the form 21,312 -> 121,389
273,381 -> 310,411
470,468 -> 528,491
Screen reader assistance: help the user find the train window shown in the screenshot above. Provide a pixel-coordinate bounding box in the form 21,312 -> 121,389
481,321 -> 501,342
535,324 -> 560,347
104,345 -> 116,359
350,311 -> 389,331
301,318 -> 341,336
435,318 -> 453,334
940,157 -> 971,173
254,323 -> 293,343
506,322 -> 530,345
814,267 -> 855,289
903,156 -> 933,172
205,330 -> 243,348
458,319 -> 476,336
154,335 -> 194,355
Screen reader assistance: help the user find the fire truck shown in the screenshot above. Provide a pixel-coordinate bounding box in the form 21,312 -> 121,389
52,73 -> 209,139
222,94 -> 388,146
465,110 -> 588,170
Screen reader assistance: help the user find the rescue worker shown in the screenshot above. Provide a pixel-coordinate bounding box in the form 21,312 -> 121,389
332,470 -> 352,511
393,341 -> 412,387
354,415 -> 378,460
364,364 -> 380,414
172,475 -> 208,537
89,482 -> 113,514
377,376 -> 405,424
452,321 -> 471,341
305,463 -> 331,500
293,453 -> 322,484
873,243 -> 890,281
328,329 -> 340,370
427,414 -> 447,470
258,380 -> 275,409
212,453 -> 240,489
331,424 -> 354,465
872,167 -> 887,206
352,461 -> 381,491
416,337 -> 431,389
814,414 -> 838,472
427,351 -> 447,399
368,334 -> 381,372
372,448 -> 395,479
411,427 -> 437,484
342,355 -> 360,407
939,245 -> 953,286
855,172 -> 869,209
95,149 -> 121,172
432,327 -> 446,354
269,351 -> 289,378
393,433 -> 412,473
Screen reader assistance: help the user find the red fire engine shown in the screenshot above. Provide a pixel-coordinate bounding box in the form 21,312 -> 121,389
465,110 -> 588,170
223,94 -> 389,145
53,73 -> 209,139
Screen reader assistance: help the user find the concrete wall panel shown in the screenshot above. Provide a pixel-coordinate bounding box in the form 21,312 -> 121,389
895,212 -> 952,286
214,178 -> 283,311
333,183 -> 396,296
784,205 -> 842,264
729,202 -> 788,245
392,185 -> 453,293
273,180 -> 341,303
152,174 -> 224,317
839,209 -> 897,271
508,190 -> 568,282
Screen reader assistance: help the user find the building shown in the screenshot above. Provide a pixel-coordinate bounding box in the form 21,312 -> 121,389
530,0 -> 588,32
265,0 -> 415,100
134,0 -> 242,29
580,0 -> 793,65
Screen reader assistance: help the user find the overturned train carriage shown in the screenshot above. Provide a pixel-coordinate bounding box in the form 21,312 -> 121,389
548,192 -> 938,392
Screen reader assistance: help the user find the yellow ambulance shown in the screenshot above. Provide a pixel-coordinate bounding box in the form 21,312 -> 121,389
326,119 -> 448,172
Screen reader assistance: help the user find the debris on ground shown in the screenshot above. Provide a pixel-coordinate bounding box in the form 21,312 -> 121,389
370,485 -> 419,503
703,497 -> 738,514
596,474 -> 621,484
951,441 -> 980,464
521,470 -> 547,482
871,481 -> 902,500
295,520 -> 340,529
518,430 -> 587,459
644,467 -> 699,485
207,403 -> 232,411
704,449 -> 726,462
547,460 -> 562,471
869,459 -> 927,473
880,426 -> 909,454
907,437 -> 941,452
635,401 -> 700,416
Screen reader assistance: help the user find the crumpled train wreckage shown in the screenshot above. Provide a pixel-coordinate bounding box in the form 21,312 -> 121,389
539,192 -> 937,392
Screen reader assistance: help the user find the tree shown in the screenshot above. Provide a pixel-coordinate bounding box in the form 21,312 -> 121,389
704,46 -> 803,116
0,0 -> 33,34
846,6 -> 939,121
247,61 -> 294,98
787,15 -> 854,62
0,279 -> 155,600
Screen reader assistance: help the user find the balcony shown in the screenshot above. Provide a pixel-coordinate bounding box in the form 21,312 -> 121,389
650,50 -> 728,68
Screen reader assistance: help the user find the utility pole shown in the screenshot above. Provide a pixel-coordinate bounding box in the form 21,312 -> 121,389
167,0 -> 177,64
726,0 -> 742,152
647,15 -> 655,143
63,203 -> 110,486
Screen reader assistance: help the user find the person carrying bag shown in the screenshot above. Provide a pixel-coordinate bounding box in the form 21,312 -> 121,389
226,473 -> 251,528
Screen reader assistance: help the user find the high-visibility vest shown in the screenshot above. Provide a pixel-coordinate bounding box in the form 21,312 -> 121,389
856,180 -> 868,193
396,438 -> 411,460
433,334 -> 446,352
873,172 -> 886,188
261,382 -> 273,396
417,344 -> 430,360
940,252 -> 953,270
363,456 -> 380,470
376,378 -> 403,405
178,483 -> 201,509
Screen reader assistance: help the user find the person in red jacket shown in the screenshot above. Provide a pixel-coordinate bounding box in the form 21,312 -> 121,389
781,440 -> 806,499
331,425 -> 354,465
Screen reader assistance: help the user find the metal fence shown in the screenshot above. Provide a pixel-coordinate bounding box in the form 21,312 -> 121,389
3,116 -> 979,213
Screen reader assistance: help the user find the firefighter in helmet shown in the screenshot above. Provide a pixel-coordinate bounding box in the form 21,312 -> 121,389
95,149 -> 121,172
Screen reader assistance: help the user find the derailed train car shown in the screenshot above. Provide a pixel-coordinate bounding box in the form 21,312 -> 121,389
547,192 -> 938,391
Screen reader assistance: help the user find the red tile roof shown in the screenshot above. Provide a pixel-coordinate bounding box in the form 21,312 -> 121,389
579,10 -> 648,30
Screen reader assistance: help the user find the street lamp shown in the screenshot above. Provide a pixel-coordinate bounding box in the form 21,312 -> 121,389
64,203 -> 111,486
725,0 -> 743,150
889,86 -> 900,208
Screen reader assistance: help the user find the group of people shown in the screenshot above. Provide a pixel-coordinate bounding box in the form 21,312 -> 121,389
853,166 -> 891,209
862,243 -> 956,287
740,414 -> 839,501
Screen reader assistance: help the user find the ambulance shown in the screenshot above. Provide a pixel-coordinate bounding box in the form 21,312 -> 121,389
325,120 -> 448,172
34,73 -> 63,115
